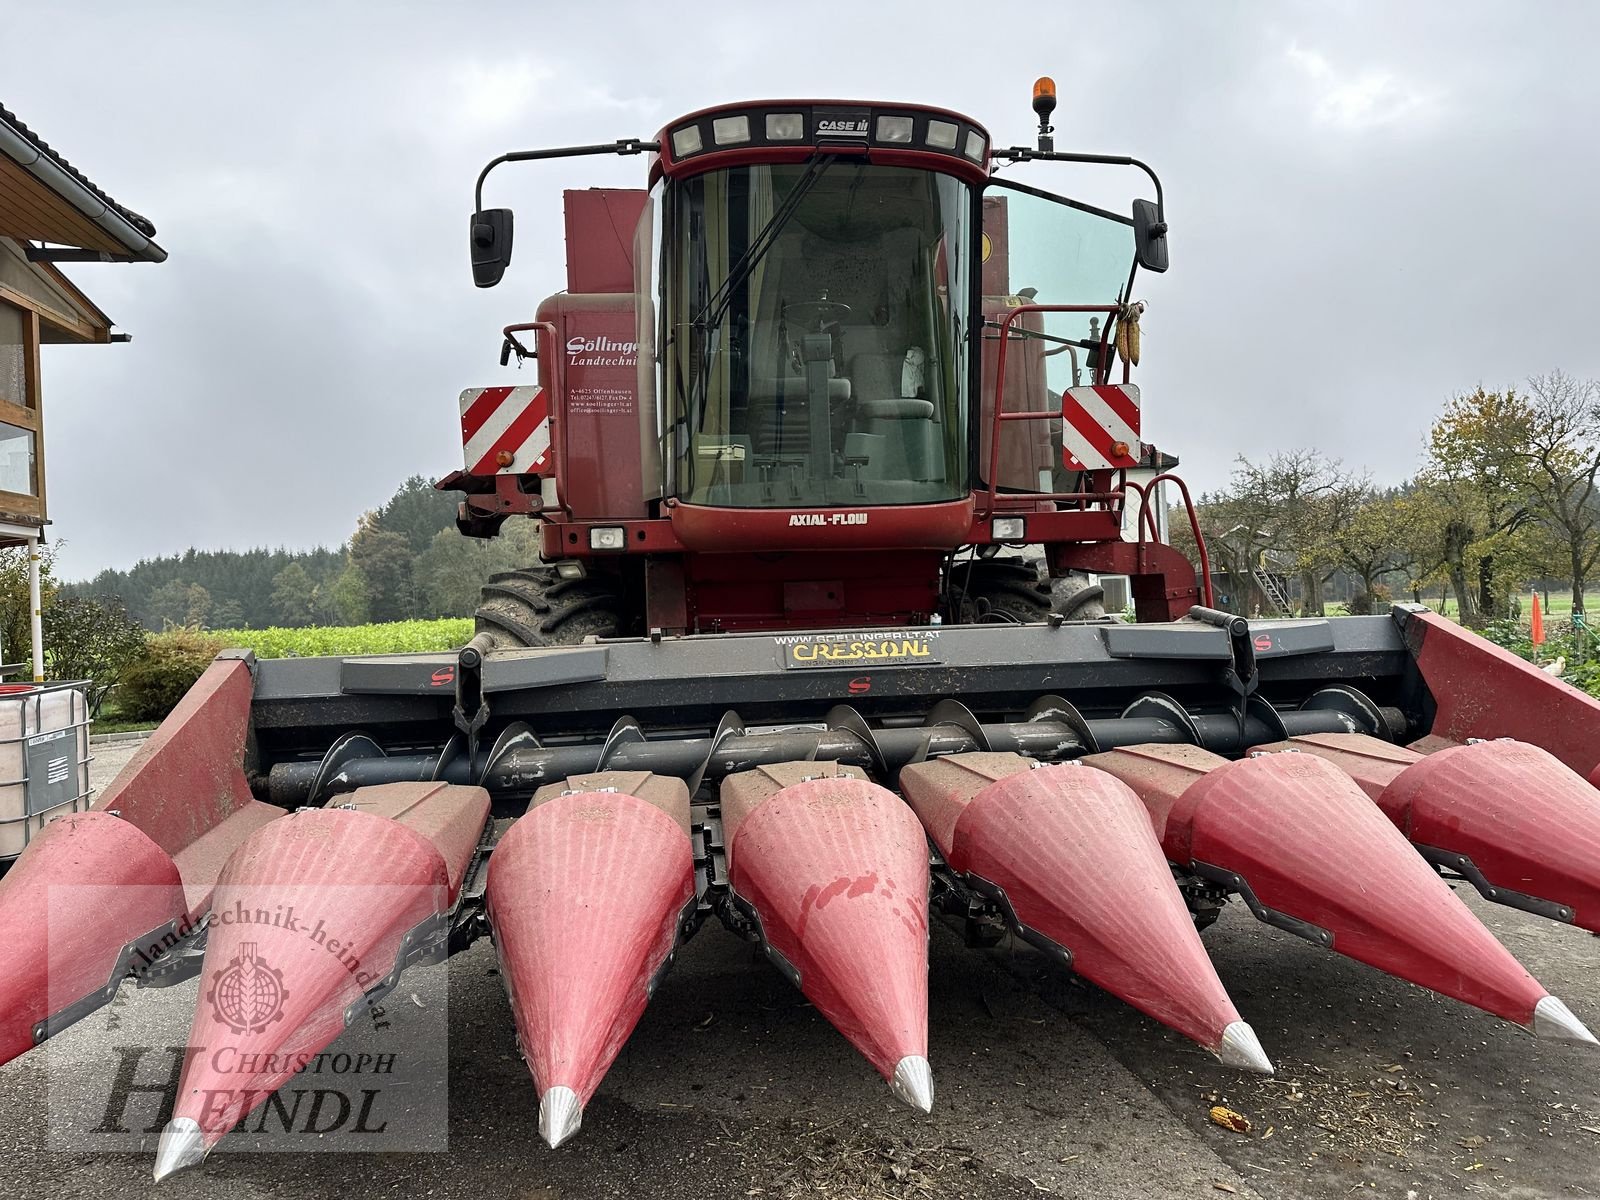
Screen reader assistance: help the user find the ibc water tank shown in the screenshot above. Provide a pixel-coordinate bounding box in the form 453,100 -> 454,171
0,682 -> 92,861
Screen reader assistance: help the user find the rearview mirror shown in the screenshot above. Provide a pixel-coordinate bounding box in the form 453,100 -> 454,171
470,208 -> 514,288
1132,199 -> 1168,274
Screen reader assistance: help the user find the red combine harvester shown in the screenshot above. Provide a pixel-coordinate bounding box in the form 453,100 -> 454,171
5,82 -> 1600,1181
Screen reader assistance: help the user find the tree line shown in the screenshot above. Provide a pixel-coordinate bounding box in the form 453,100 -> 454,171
1182,371 -> 1600,626
67,476 -> 540,630
60,369 -> 1600,636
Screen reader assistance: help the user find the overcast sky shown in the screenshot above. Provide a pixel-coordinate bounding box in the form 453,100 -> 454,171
7,1 -> 1598,578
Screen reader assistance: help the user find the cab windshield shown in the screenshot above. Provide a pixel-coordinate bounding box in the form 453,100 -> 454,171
662,161 -> 971,508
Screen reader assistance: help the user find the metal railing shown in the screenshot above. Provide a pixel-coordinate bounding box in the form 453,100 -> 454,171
500,320 -> 562,508
987,305 -> 1215,610
984,303 -> 1130,517
1120,472 -> 1216,610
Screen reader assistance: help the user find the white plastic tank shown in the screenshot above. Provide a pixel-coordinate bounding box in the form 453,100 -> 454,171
0,682 -> 92,861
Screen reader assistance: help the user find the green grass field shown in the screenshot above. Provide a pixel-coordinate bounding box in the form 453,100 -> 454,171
91,618 -> 479,735
205,618 -> 475,659
1430,590 -> 1599,623
1521,591 -> 1599,619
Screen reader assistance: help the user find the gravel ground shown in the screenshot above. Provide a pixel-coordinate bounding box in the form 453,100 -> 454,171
0,739 -> 1596,1199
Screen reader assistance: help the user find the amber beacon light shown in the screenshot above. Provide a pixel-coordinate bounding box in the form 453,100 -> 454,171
1032,76 -> 1057,151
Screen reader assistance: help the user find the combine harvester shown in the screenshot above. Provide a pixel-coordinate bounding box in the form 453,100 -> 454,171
4,81 -> 1600,1180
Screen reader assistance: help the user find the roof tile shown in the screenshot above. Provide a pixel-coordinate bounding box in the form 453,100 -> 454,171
0,101 -> 157,237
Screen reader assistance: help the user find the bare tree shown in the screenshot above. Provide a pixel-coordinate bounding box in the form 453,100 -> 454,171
1519,371 -> 1600,614
1230,451 -> 1363,616
1182,451 -> 1361,616
1186,487 -> 1277,614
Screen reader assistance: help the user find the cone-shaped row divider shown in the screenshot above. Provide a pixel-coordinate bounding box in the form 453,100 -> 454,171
1259,733 -> 1600,933
722,761 -> 933,1110
154,782 -> 489,1180
0,658 -> 282,1073
900,753 -> 1272,1074
1083,745 -> 1593,1043
0,814 -> 188,1065
486,771 -> 696,1149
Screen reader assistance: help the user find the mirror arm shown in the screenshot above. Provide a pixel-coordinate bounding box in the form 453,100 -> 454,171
991,147 -> 1166,231
474,139 -> 660,210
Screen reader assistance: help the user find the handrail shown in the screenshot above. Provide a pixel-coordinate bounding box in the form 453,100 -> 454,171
1120,479 -> 1159,544
502,321 -> 563,510
1122,473 -> 1215,609
501,321 -> 547,363
986,304 -> 1121,516
992,490 -> 1126,506
986,305 -> 1212,610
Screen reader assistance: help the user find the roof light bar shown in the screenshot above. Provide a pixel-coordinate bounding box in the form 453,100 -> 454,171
663,107 -> 989,166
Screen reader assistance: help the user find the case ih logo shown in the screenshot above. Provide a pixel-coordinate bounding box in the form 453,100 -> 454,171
207,942 -> 288,1035
816,117 -> 869,136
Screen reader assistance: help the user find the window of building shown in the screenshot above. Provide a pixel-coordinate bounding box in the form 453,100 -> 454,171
0,301 -> 25,408
0,421 -> 35,496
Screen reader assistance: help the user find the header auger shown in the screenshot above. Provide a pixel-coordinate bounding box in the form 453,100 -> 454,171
4,83 -> 1600,1182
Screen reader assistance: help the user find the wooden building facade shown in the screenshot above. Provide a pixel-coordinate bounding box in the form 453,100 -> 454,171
0,102 -> 165,676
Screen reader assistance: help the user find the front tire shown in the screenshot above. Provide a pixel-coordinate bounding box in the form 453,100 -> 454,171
946,558 -> 1054,624
473,567 -> 633,648
1053,571 -> 1109,621
946,559 -> 1111,624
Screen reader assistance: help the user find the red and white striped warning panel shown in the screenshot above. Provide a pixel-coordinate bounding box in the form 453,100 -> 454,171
460,386 -> 551,476
1061,383 -> 1142,471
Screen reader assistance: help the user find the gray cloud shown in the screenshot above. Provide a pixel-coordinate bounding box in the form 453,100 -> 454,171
7,1 -> 1597,576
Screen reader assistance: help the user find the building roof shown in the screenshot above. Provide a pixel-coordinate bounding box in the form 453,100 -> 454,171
0,102 -> 165,262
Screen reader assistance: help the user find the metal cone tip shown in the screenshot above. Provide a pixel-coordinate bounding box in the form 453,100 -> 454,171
152,1116 -> 207,1182
890,1055 -> 935,1113
1533,996 -> 1599,1046
1217,1021 -> 1275,1076
539,1086 -> 584,1149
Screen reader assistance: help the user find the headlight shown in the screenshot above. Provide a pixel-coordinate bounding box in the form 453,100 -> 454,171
589,526 -> 627,551
766,113 -> 805,140
876,115 -> 914,144
670,125 -> 704,157
925,120 -> 959,149
991,517 -> 1026,541
712,115 -> 750,145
